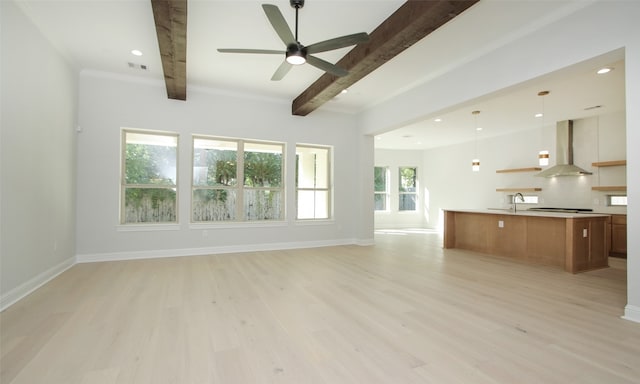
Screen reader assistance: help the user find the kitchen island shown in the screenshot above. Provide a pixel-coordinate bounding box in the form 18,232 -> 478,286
443,209 -> 611,273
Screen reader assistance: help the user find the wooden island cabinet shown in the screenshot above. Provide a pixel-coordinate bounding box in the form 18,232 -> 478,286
444,210 -> 610,273
609,214 -> 627,257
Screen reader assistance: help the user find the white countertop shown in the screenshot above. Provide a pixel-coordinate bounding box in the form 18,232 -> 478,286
445,208 -> 611,219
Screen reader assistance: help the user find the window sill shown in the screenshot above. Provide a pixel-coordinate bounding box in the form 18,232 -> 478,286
117,224 -> 181,232
189,220 -> 288,230
295,219 -> 335,226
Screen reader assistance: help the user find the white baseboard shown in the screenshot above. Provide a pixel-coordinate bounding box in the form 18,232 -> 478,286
622,304 -> 640,323
1,256 -> 75,312
76,238 -> 359,263
356,238 -> 375,246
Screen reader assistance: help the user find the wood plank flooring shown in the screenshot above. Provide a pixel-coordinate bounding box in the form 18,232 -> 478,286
2,229 -> 639,384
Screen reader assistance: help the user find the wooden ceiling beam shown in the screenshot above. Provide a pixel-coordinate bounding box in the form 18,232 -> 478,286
151,0 -> 188,100
292,0 -> 479,116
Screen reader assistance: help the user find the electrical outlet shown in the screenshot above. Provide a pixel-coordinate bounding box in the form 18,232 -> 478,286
583,228 -> 588,238
498,220 -> 504,228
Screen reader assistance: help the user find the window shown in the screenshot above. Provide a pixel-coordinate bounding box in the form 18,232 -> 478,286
192,137 -> 238,221
192,137 -> 284,222
510,195 -> 539,204
243,141 -> 284,220
121,130 -> 178,224
608,195 -> 627,206
374,166 -> 389,211
399,167 -> 417,211
296,145 -> 331,219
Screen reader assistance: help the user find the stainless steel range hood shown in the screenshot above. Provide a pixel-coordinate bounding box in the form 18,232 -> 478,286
535,120 -> 592,177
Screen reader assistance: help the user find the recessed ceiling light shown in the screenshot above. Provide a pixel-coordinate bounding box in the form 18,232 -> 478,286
434,118 -> 442,122
596,67 -> 612,74
535,113 -> 543,118
131,49 -> 143,56
341,89 -> 348,94
476,127 -> 482,131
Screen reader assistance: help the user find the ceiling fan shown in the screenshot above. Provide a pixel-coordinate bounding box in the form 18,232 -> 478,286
217,0 -> 370,81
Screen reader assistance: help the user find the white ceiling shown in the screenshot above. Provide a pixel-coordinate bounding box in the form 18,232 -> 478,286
15,0 -> 625,149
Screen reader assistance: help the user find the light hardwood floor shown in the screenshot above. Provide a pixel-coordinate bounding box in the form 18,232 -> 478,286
2,229 -> 639,384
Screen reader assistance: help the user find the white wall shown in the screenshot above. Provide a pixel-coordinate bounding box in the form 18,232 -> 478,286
1,1 -> 77,309
361,1 -> 640,322
625,33 -> 640,324
374,149 -> 426,229
377,112 -> 626,231
410,112 -> 626,230
75,73 -> 363,261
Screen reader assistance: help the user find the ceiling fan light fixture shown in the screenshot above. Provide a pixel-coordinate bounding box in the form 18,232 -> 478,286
286,52 -> 306,65
286,44 -> 306,65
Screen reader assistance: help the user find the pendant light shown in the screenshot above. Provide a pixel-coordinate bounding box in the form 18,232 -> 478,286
537,91 -> 550,166
472,110 -> 480,172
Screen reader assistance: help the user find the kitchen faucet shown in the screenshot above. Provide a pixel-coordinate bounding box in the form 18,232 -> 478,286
513,193 -> 525,213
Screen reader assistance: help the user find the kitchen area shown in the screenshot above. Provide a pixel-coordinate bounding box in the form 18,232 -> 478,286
367,4 -> 637,321
375,57 -> 627,274
443,115 -> 627,273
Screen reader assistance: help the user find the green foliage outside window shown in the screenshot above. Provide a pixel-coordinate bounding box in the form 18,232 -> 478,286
122,133 -> 178,224
374,167 -> 387,192
125,143 -> 176,185
399,167 -> 416,192
244,152 -> 282,187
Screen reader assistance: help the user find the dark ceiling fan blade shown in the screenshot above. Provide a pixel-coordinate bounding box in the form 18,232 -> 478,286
306,32 -> 370,54
271,61 -> 293,81
306,55 -> 348,77
217,48 -> 284,54
262,4 -> 296,46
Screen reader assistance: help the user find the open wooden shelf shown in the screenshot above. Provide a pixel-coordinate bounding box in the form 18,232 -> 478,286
496,188 -> 542,192
591,186 -> 627,191
592,160 -> 626,167
496,167 -> 542,173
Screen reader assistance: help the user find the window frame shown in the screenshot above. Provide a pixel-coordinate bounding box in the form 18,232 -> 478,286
398,166 -> 418,212
374,166 -> 390,212
510,194 -> 539,205
191,135 -> 285,223
295,144 -> 333,220
120,128 -> 179,225
607,194 -> 628,206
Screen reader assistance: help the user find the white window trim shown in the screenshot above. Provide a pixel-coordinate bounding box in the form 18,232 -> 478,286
120,128 -> 179,225
117,224 -> 181,232
374,166 -> 390,212
295,144 -> 333,220
398,166 -> 418,212
607,195 -> 628,206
